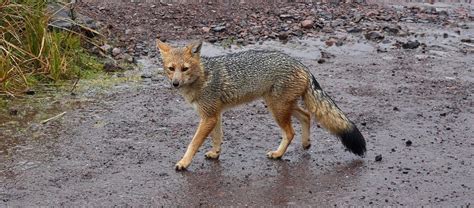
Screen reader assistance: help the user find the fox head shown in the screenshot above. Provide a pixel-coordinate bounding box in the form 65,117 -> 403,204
156,40 -> 203,88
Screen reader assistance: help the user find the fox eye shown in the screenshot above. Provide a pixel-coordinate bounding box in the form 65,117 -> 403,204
168,66 -> 175,71
182,67 -> 189,72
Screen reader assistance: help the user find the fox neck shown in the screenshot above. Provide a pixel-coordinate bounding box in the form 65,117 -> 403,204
178,63 -> 207,103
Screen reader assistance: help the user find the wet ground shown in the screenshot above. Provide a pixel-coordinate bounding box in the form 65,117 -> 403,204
1,1 -> 474,207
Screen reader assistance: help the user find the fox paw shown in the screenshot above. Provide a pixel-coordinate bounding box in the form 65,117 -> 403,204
175,161 -> 189,171
303,142 -> 311,150
266,151 -> 283,159
204,151 -> 220,159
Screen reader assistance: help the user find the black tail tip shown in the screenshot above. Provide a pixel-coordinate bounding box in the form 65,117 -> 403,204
339,124 -> 367,156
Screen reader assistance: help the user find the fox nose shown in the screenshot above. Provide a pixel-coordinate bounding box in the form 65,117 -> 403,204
172,80 -> 179,88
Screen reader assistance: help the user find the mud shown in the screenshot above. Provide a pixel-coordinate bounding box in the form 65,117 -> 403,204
1,1 -> 474,207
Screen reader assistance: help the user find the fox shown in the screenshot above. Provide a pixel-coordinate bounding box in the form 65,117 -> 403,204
156,40 -> 367,171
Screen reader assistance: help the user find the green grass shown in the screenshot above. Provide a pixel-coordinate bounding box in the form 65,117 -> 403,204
0,0 -> 103,96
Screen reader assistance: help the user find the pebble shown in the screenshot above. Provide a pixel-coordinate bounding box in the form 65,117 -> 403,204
202,27 -> 211,33
402,40 -> 420,49
325,38 -> 337,47
406,140 -> 413,146
212,25 -> 226,32
112,47 -> 122,56
278,32 -> 289,40
365,31 -> 384,41
347,27 -> 362,33
9,109 -> 18,116
375,154 -> 383,162
100,44 -> 113,53
301,20 -> 314,29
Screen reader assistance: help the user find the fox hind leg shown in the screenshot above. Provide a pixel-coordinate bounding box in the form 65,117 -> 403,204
266,100 -> 296,159
292,106 -> 311,149
205,114 -> 222,159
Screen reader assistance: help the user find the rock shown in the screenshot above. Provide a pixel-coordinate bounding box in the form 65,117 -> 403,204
202,27 -> 211,33
321,51 -> 335,59
317,58 -> 326,64
325,38 -> 337,47
75,13 -> 98,30
375,154 -> 383,162
112,48 -> 122,57
103,61 -> 124,72
278,32 -> 289,41
365,31 -> 384,41
47,3 -> 73,29
122,54 -> 135,64
406,140 -> 413,147
415,54 -> 429,60
100,44 -> 113,53
279,14 -> 293,19
301,20 -> 314,29
141,74 -> 152,79
347,27 -> 362,33
321,26 -> 334,33
208,37 -> 218,43
460,38 -> 473,43
383,24 -> 401,35
212,25 -> 226,32
250,26 -> 261,35
443,33 -> 448,38
9,109 -> 18,116
393,106 -> 400,111
353,14 -> 364,23
402,40 -> 420,49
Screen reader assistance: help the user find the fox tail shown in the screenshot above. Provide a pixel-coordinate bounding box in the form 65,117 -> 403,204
303,74 -> 366,156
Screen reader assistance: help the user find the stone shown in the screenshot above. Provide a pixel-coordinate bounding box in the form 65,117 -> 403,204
202,27 -> 211,33
347,27 -> 362,33
375,154 -> 382,162
212,25 -> 226,32
122,54 -> 135,64
279,14 -> 293,19
112,47 -> 122,56
402,40 -> 420,49
100,44 -> 113,53
365,31 -> 384,41
103,60 -> 124,72
301,20 -> 314,29
325,38 -> 337,47
278,32 -> 289,40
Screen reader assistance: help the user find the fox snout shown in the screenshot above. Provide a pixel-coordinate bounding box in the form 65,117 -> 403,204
171,72 -> 183,88
172,80 -> 180,88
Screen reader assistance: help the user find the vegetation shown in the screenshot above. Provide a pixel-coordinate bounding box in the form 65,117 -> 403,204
0,0 -> 102,96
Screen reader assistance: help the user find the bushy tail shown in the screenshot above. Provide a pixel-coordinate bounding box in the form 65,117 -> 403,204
303,75 -> 366,156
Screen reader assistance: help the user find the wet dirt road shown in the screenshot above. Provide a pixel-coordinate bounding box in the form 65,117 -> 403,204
1,28 -> 474,206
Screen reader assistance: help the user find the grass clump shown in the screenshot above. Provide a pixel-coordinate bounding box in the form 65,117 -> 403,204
0,0 -> 102,96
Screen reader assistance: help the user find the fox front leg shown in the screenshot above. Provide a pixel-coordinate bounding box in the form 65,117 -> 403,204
175,116 -> 218,171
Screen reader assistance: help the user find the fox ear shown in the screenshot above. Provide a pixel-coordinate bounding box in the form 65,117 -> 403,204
193,41 -> 203,55
185,41 -> 203,56
156,39 -> 171,54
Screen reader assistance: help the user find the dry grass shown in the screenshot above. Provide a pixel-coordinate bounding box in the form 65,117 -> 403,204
0,0 -> 102,96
